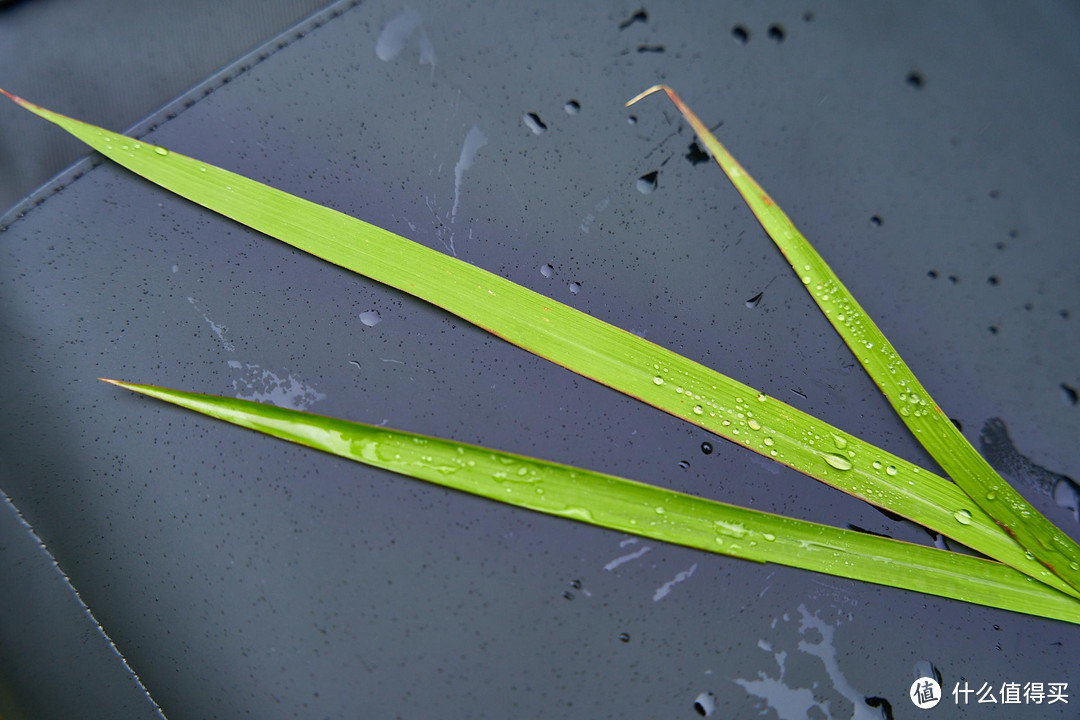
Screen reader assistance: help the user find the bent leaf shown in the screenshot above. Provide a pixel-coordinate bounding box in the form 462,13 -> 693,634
626,84 -> 1080,594
101,379 -> 1080,624
4,89 -> 1076,600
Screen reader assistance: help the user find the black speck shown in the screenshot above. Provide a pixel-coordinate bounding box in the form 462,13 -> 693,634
906,70 -> 926,89
927,270 -> 938,279
994,241 -> 1006,250
870,215 -> 883,227
1062,383 -> 1079,406
636,44 -> 665,53
1008,229 -> 1019,238
988,275 -> 999,286
562,591 -> 575,600
767,24 -> 786,42
989,326 -> 999,335
989,189 -> 1000,199
686,141 -> 710,165
948,275 -> 959,284
618,8 -> 648,30
1060,309 -> 1071,319
803,11 -> 814,22
732,25 -> 750,44
570,578 -> 582,589
1024,303 -> 1033,311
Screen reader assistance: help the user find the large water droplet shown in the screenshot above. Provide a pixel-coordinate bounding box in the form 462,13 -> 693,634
636,171 -> 658,194
540,263 -> 554,278
885,465 -> 898,476
701,442 -> 713,455
692,405 -> 704,415
823,453 -> 853,471
953,509 -> 973,525
564,100 -> 581,115
653,375 -> 664,385
359,310 -> 383,327
523,112 -> 547,135
153,145 -> 169,156
745,292 -> 763,308
569,281 -> 582,294
693,692 -> 717,717
747,419 -> 761,431
831,433 -> 847,449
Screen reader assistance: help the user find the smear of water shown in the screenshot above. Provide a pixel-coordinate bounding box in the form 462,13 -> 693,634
734,605 -> 880,720
604,544 -> 650,571
375,7 -> 422,61
226,360 -> 325,410
375,7 -> 436,74
980,417 -> 1079,522
653,562 -> 697,601
187,297 -> 234,351
451,126 -> 488,222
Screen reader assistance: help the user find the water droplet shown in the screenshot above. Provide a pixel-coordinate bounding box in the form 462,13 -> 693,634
986,490 -> 997,501
745,292 -> 763,308
540,263 -> 554,278
831,433 -> 847,449
747,419 -> 761,431
762,533 -> 776,542
692,405 -> 703,415
953,509 -> 972,525
655,506 -> 666,514
872,461 -> 882,471
885,465 -> 897,476
693,691 -> 717,717
763,437 -> 774,446
757,393 -> 767,402
569,281 -> 582,294
1025,551 -> 1035,561
701,441 -> 713,455
564,99 -> 581,115
678,460 -> 690,469
563,591 -> 575,600
153,145 -> 169,156
636,171 -> 658,194
199,165 -> 207,172
618,632 -> 631,643
627,115 -> 637,126
570,579 -> 582,589
653,375 -> 664,385
823,453 -> 852,471
523,112 -> 547,135
359,310 -> 383,327
715,520 -> 748,538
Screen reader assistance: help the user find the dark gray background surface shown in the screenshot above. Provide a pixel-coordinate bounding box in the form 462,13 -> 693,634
1,1 -> 1078,718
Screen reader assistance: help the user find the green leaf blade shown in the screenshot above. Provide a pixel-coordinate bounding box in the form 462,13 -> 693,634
102,379 -> 1080,625
628,84 -> 1080,594
7,90 -> 1075,599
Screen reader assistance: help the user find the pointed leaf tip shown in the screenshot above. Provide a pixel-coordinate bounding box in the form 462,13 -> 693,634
625,84 -> 669,107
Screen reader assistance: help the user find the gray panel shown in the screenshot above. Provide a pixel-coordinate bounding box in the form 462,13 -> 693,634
1,1 -> 1077,718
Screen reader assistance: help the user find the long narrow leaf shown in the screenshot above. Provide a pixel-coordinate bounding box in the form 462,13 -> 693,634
100,379 -> 1080,625
4,89 -> 1074,600
626,85 -> 1080,593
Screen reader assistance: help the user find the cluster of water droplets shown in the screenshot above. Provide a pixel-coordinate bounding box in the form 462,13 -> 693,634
647,358 -> 984,530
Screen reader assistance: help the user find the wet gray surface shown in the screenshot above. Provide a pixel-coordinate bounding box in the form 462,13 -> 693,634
1,1 -> 1078,718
